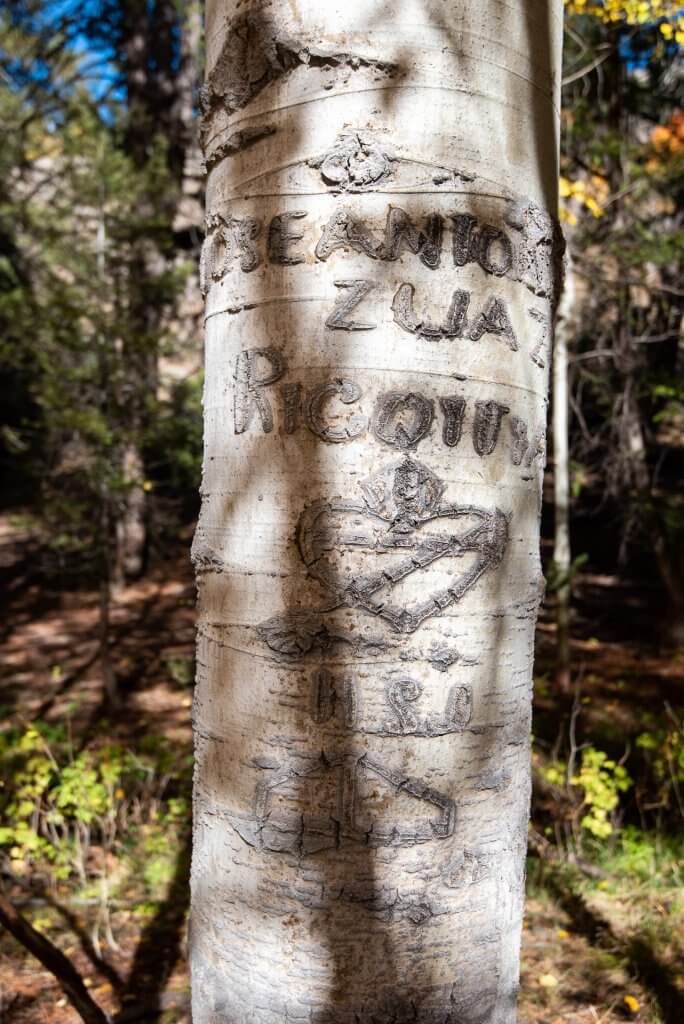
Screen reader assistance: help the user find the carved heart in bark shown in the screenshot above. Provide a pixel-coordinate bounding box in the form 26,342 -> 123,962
297,457 -> 508,634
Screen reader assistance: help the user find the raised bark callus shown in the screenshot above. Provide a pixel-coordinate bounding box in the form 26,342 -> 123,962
193,2 -> 563,1021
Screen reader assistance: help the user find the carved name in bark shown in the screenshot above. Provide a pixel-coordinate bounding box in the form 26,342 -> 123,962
200,201 -> 561,300
232,349 -> 545,466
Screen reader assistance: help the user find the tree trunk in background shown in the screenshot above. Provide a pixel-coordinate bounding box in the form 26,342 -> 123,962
113,0 -> 200,583
192,2 -> 563,1021
552,262 -> 574,694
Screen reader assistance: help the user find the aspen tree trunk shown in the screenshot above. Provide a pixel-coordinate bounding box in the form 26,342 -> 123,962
192,3 -> 564,1021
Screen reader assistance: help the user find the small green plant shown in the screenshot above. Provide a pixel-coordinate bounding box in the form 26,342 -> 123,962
0,721 -> 191,884
537,743 -> 632,851
572,747 -> 632,839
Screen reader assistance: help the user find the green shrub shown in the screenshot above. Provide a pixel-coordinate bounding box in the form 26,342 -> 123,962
0,722 -> 191,884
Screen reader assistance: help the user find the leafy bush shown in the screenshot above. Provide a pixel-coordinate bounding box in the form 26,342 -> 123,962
573,747 -> 632,839
0,722 -> 191,884
635,710 -> 684,826
538,744 -> 632,850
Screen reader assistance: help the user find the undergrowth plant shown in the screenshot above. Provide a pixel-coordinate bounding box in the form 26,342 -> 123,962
537,743 -> 633,854
0,722 -> 191,887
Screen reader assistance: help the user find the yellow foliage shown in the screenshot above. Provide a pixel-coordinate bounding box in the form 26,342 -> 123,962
559,174 -> 606,221
584,196 -> 604,217
565,0 -> 684,36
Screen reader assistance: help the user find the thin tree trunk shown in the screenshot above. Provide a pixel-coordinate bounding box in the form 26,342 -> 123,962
113,443 -> 147,586
0,891 -> 110,1024
192,2 -> 564,1021
552,261 -> 574,694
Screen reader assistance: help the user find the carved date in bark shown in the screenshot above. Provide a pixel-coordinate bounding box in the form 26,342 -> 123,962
309,668 -> 472,736
258,457 -> 508,654
231,752 -> 456,855
311,668 -> 357,726
386,678 -> 472,736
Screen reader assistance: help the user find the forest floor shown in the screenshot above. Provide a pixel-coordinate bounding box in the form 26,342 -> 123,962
0,515 -> 682,1024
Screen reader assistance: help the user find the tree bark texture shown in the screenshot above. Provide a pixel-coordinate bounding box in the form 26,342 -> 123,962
192,2 -> 564,1022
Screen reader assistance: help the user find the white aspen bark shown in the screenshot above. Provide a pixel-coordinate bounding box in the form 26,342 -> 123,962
552,262 -> 574,694
192,3 -> 564,1022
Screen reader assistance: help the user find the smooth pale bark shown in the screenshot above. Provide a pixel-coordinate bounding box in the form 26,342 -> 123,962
192,3 -> 563,1022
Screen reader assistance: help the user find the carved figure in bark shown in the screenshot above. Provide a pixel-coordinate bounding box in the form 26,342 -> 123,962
259,457 -> 508,654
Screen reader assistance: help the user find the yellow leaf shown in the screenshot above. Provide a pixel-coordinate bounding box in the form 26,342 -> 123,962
557,928 -> 570,938
539,973 -> 559,988
584,197 -> 604,218
624,995 -> 640,1013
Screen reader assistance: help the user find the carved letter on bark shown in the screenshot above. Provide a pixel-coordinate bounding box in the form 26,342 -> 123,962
473,400 -> 510,457
440,396 -> 467,448
305,378 -> 367,442
234,348 -> 286,434
268,210 -> 307,265
326,279 -> 377,330
372,392 -> 434,449
392,284 -> 470,339
468,296 -> 518,350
